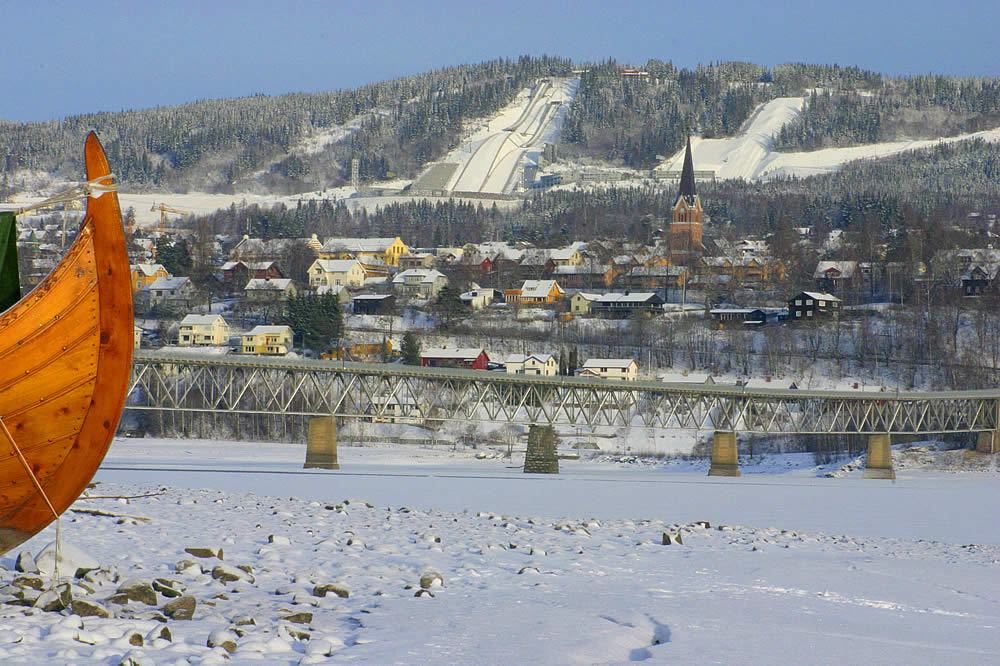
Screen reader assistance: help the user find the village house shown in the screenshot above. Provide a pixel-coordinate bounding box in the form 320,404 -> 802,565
241,325 -> 293,355
569,292 -> 601,315
229,234 -> 321,261
420,347 -> 490,370
459,284 -> 495,310
579,358 -> 639,382
505,352 -> 558,376
142,276 -> 196,310
814,261 -> 861,292
551,262 -> 616,290
788,291 -> 841,320
130,263 -> 170,292
392,269 -> 448,300
308,259 -> 366,289
505,279 -> 564,306
961,263 -> 1000,297
709,307 -> 784,327
319,236 -> 409,267
397,252 -> 436,270
244,278 -> 297,303
352,293 -> 396,315
589,292 -> 664,318
177,314 -> 231,346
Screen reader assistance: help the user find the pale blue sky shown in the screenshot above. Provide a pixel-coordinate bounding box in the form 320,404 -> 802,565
2,0 -> 997,123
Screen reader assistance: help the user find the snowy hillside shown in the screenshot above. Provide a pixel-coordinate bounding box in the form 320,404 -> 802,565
657,96 -> 1000,181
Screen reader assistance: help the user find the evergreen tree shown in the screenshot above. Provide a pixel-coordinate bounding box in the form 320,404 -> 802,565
401,331 -> 421,365
155,238 -> 193,276
282,293 -> 343,352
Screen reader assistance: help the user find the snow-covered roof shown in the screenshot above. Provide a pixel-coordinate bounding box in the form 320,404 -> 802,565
505,353 -> 555,365
581,358 -> 637,369
595,292 -> 660,303
392,269 -> 446,284
814,261 -> 857,278
244,325 -> 291,335
519,280 -> 559,298
132,263 -> 167,276
179,314 -> 226,326
798,291 -> 841,302
421,347 -> 486,360
314,259 -> 361,273
145,277 -> 190,291
321,237 -> 399,253
246,278 -> 293,290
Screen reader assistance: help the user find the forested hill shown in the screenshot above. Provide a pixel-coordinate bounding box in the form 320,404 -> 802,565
3,56 -> 1000,196
0,56 -> 571,193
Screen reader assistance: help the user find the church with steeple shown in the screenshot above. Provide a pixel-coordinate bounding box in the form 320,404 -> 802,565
668,137 -> 704,264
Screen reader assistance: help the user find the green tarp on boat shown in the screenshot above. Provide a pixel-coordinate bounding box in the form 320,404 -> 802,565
0,212 -> 21,312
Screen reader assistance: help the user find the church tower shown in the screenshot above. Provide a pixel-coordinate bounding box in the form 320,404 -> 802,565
669,137 -> 703,263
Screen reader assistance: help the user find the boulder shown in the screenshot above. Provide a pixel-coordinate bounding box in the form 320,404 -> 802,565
152,578 -> 183,598
115,580 -> 157,606
162,595 -> 196,620
207,629 -> 238,654
212,563 -> 253,583
147,625 -> 171,643
184,546 -> 223,560
12,575 -> 44,591
282,611 -> 313,624
419,571 -> 444,589
70,599 -> 111,618
34,541 -> 98,577
312,583 -> 350,598
34,583 -> 72,612
14,551 -> 37,574
662,532 -> 683,545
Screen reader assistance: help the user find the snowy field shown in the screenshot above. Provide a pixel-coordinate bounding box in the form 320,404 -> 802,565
1,438 -> 998,664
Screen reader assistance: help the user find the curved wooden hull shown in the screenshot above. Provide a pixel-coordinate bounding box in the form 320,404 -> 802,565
0,133 -> 132,554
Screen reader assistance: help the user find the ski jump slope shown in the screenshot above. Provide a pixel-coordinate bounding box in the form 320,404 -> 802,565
446,77 -> 578,194
658,96 -> 1000,181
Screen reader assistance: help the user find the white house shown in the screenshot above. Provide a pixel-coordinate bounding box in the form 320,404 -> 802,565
245,278 -> 297,302
460,283 -> 495,310
579,358 -> 639,381
392,269 -> 448,300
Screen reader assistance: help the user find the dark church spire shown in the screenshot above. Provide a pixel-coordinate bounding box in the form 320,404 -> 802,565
677,136 -> 696,205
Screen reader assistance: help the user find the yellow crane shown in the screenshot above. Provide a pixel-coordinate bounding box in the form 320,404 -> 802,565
149,203 -> 189,233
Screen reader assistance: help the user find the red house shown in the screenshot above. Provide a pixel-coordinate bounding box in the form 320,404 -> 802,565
420,347 -> 490,370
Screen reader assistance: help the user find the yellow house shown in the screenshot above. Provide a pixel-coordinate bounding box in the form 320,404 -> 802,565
178,314 -> 231,346
504,280 -> 564,305
241,325 -> 293,355
505,353 -> 558,376
130,263 -> 170,292
549,247 -> 584,267
569,292 -> 601,314
308,259 -> 366,289
319,237 -> 409,267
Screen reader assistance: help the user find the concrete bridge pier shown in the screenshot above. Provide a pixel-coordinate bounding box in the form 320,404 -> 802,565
708,431 -> 741,477
524,424 -> 559,474
862,433 -> 895,479
304,416 -> 340,469
977,430 -> 999,454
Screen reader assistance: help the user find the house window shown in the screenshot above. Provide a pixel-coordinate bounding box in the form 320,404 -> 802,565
795,300 -> 802,306
807,311 -> 813,317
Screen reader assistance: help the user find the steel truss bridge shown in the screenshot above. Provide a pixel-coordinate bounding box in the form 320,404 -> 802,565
128,351 -> 1000,438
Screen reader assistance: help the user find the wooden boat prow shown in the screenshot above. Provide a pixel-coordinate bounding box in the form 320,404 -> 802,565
0,132 -> 133,554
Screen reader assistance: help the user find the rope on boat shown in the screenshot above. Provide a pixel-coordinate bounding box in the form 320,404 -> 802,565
12,175 -> 117,216
0,418 -> 63,580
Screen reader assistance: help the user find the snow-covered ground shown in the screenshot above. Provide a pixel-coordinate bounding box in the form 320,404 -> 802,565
657,96 -> 1000,180
1,438 -> 998,664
